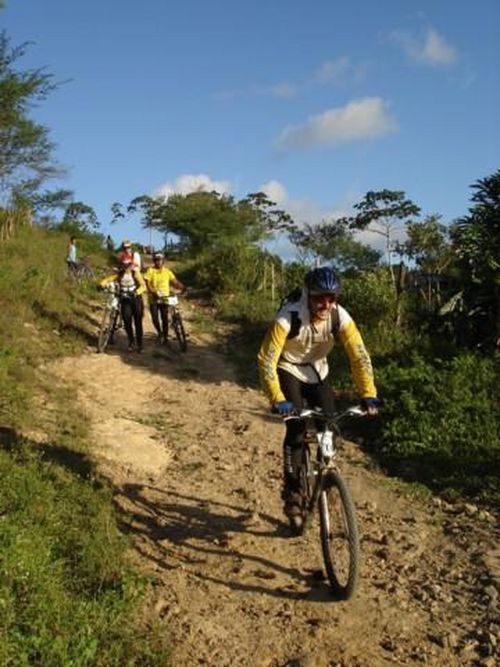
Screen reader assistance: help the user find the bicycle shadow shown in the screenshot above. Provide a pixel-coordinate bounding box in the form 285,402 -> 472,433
115,483 -> 336,602
99,330 -> 238,385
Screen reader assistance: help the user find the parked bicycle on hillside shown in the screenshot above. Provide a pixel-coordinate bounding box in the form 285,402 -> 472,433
68,257 -> 96,282
279,405 -> 365,599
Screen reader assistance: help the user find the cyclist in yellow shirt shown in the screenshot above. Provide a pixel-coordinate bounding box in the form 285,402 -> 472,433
144,252 -> 186,344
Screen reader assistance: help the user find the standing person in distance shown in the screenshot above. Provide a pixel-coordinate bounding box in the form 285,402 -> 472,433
257,266 -> 379,527
144,252 -> 185,344
67,236 -> 78,273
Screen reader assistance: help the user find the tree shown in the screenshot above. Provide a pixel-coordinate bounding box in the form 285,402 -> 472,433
290,218 -> 381,273
343,189 -> 421,325
110,201 -> 126,224
59,201 -> 99,235
0,32 -> 63,206
450,170 -> 500,348
240,192 -> 295,235
347,189 -> 421,278
124,190 -> 295,254
397,214 -> 453,310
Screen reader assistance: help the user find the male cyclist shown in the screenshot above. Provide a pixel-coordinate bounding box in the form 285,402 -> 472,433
144,252 -> 185,344
257,266 -> 379,524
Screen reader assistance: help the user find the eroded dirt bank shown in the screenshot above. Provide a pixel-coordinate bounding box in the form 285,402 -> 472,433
52,304 -> 499,667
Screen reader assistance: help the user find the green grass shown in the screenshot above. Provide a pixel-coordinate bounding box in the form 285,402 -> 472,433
0,445 -> 169,667
0,225 -> 171,666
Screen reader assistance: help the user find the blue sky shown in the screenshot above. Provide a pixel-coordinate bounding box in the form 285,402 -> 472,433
3,1 -> 499,256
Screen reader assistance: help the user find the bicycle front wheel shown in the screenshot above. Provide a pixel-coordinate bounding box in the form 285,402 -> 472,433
319,470 -> 360,600
172,310 -> 187,352
97,307 -> 116,352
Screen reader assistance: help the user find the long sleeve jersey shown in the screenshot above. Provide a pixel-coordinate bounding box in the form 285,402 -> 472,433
257,291 -> 377,405
99,269 -> 146,295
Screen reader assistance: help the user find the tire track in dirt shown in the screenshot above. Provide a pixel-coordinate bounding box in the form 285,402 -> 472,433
52,303 -> 499,667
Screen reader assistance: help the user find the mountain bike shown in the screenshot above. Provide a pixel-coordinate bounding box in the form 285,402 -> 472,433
157,293 -> 187,352
68,257 -> 95,282
97,283 -> 121,352
284,406 -> 364,600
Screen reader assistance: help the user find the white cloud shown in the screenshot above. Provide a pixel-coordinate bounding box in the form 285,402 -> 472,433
155,173 -> 232,198
259,180 -> 288,205
392,27 -> 457,66
267,82 -> 297,99
315,57 -> 367,85
275,97 -> 398,151
316,57 -> 351,83
214,81 -> 297,102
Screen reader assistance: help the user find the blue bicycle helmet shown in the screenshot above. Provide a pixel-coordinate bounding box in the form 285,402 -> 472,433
304,266 -> 341,295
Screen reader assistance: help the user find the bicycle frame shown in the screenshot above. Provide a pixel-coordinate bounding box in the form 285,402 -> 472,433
282,405 -> 365,598
285,406 -> 364,530
156,293 -> 179,312
104,283 -> 121,311
155,293 -> 187,352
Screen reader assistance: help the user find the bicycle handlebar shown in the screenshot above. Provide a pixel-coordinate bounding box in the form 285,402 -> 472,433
282,405 -> 367,423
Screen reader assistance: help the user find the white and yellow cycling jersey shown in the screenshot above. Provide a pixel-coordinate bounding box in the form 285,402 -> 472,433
258,291 -> 377,405
100,268 -> 146,295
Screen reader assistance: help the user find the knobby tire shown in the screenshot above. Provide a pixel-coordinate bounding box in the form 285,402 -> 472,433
172,311 -> 187,352
97,307 -> 118,353
319,470 -> 360,599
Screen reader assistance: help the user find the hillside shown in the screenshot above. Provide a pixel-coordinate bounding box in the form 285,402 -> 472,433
49,297 -> 499,667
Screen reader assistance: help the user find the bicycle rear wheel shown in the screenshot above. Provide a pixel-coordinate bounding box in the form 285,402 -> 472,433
97,307 -> 117,352
319,470 -> 360,599
80,265 -> 96,280
172,310 -> 187,352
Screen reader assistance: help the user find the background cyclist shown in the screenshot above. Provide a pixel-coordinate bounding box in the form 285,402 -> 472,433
144,252 -> 185,345
257,266 -> 379,523
118,240 -> 142,271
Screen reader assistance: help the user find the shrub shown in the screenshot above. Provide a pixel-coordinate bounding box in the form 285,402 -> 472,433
376,352 -> 500,503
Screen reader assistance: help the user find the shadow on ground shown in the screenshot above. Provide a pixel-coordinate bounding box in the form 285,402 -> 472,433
114,483 -> 337,603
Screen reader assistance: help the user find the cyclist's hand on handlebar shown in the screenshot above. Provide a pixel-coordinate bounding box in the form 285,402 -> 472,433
360,397 -> 381,416
272,400 -> 294,415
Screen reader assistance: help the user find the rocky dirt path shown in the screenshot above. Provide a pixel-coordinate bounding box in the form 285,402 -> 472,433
52,301 -> 499,667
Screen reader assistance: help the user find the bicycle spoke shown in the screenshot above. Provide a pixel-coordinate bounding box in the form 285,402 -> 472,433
319,471 -> 360,599
97,307 -> 116,352
172,311 -> 187,352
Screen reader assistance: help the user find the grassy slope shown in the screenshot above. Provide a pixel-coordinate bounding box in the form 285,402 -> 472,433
0,226 -> 169,666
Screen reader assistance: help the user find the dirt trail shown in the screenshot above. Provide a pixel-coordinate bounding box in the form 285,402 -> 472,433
52,301 -> 499,667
